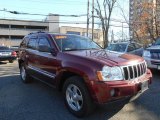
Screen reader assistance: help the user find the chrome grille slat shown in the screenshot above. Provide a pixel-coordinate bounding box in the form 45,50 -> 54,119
139,64 -> 142,76
142,63 -> 145,74
127,67 -> 130,80
121,61 -> 147,81
136,64 -> 138,77
132,66 -> 135,79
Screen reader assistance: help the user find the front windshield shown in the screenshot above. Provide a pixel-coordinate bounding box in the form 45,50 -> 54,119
53,35 -> 101,51
107,43 -> 127,52
155,38 -> 160,45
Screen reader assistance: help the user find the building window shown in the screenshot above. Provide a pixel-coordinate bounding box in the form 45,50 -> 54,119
67,31 -> 80,35
93,33 -> 99,39
82,32 -> 99,39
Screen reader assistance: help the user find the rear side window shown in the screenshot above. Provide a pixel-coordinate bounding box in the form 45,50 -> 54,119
27,38 -> 37,50
20,37 -> 28,48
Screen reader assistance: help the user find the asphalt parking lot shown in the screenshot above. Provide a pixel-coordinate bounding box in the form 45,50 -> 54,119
0,61 -> 160,120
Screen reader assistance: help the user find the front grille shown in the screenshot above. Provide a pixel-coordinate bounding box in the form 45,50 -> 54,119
150,49 -> 160,59
121,61 -> 147,80
151,53 -> 160,59
151,61 -> 160,65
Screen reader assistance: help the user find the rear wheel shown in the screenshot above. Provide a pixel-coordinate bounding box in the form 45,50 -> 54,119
63,76 -> 94,117
20,63 -> 32,83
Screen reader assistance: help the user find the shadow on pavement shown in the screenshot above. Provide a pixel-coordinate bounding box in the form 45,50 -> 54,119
0,74 -> 127,120
150,69 -> 159,77
130,69 -> 160,120
0,61 -> 7,65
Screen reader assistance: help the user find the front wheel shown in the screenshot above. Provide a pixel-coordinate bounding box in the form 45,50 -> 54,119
63,76 -> 94,117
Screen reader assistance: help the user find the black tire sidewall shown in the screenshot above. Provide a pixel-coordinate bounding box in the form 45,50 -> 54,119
63,76 -> 93,117
20,63 -> 30,83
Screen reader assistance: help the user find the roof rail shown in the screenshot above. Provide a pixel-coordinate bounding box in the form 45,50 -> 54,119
28,31 -> 46,35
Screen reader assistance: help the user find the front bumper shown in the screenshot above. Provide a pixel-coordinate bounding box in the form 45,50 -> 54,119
144,57 -> 160,70
89,70 -> 152,104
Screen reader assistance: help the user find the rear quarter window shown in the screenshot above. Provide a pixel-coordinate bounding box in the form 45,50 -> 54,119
20,37 -> 29,48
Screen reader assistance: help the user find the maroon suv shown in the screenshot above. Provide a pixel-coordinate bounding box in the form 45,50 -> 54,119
18,32 -> 152,117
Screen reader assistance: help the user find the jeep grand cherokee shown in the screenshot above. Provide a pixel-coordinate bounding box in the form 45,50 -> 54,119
18,32 -> 152,117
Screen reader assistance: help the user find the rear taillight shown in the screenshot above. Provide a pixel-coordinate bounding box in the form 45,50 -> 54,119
11,51 -> 17,57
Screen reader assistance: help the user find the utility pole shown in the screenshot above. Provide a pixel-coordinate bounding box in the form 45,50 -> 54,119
111,30 -> 114,43
92,0 -> 94,40
87,0 -> 90,37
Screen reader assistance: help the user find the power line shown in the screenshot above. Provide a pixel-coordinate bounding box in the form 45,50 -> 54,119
0,9 -> 87,17
0,18 -> 129,28
17,0 -> 88,6
0,8 -> 129,28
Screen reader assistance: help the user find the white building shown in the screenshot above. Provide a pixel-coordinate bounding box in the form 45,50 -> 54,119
0,15 -> 59,46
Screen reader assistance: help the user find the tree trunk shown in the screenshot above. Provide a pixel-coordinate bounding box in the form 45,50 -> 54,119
103,31 -> 108,48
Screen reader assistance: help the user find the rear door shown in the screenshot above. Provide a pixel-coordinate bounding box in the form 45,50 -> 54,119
25,36 -> 39,76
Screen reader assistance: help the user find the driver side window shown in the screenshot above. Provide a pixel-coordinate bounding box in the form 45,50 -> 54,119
38,37 -> 51,52
38,38 -> 50,47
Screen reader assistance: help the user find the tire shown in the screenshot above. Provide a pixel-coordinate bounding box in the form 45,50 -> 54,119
20,63 -> 32,83
63,76 -> 94,117
9,60 -> 14,63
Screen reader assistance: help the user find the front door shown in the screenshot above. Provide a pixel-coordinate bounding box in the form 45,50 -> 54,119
35,36 -> 60,86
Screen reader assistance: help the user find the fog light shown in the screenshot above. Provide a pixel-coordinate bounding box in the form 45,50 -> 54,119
110,89 -> 115,97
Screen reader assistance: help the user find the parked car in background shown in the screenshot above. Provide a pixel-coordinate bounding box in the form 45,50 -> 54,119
18,32 -> 152,117
0,46 -> 17,63
106,42 -> 144,56
143,37 -> 160,70
10,46 -> 19,53
10,45 -> 19,57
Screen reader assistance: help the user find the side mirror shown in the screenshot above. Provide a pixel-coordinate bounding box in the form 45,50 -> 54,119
50,48 -> 57,56
38,45 -> 50,52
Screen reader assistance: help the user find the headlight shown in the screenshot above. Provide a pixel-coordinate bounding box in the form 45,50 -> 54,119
143,50 -> 151,58
97,66 -> 124,81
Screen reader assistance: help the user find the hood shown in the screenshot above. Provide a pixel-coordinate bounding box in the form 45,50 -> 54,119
65,49 -> 143,66
147,45 -> 160,50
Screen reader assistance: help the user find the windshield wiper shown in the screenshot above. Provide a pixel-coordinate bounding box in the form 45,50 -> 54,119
64,48 -> 101,51
64,48 -> 80,51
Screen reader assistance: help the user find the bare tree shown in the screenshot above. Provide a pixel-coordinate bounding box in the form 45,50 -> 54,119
145,12 -> 159,42
117,1 -> 141,42
118,1 -> 159,46
95,0 -> 117,48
